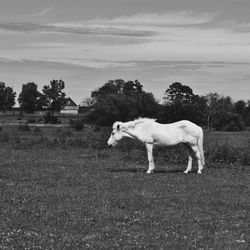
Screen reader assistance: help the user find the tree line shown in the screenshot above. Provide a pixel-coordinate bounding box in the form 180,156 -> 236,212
0,79 -> 249,131
85,80 -> 249,131
0,80 -> 67,123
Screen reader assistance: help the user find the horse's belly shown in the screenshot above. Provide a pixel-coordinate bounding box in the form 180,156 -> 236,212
153,134 -> 182,146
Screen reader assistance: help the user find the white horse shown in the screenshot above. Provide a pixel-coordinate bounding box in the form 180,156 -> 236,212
107,118 -> 205,174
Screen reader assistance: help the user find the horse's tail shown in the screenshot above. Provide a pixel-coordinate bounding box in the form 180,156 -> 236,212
197,127 -> 205,166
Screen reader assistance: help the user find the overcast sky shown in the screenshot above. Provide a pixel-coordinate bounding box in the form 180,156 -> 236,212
0,0 -> 250,104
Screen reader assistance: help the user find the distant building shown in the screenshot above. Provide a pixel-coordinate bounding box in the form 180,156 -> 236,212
60,97 -> 79,115
78,105 -> 93,114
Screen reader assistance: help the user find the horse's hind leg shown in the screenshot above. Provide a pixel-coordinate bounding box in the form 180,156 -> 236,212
184,144 -> 193,174
191,145 -> 203,174
184,155 -> 193,174
145,144 -> 155,174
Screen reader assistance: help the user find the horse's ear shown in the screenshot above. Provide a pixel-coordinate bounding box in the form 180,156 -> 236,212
117,124 -> 120,130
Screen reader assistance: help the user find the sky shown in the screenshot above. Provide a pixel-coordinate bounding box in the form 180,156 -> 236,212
0,0 -> 250,105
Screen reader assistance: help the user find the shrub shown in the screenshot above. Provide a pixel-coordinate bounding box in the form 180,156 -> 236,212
214,112 -> 245,131
0,132 -> 9,143
37,118 -> 43,123
33,127 -> 43,135
70,119 -> 84,131
54,128 -> 73,144
27,118 -> 36,124
61,128 -> 73,137
44,112 -> 60,124
55,128 -> 72,137
17,124 -> 30,132
205,141 -> 250,165
221,121 -> 243,132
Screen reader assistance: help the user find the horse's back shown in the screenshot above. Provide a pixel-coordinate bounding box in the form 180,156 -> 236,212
157,120 -> 202,138
170,120 -> 199,128
155,120 -> 200,130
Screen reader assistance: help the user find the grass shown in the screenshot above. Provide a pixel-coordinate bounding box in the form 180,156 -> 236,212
0,113 -> 83,125
0,127 -> 249,249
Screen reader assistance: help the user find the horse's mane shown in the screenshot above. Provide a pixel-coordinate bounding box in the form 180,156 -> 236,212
125,118 -> 156,129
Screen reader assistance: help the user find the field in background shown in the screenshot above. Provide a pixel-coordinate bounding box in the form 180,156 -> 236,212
1,124 -> 250,166
0,113 -> 84,126
0,125 -> 249,249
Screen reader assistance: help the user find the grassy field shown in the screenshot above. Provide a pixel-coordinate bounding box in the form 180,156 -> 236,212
0,126 -> 249,249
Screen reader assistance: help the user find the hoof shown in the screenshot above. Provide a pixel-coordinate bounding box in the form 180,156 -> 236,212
197,171 -> 202,174
146,170 -> 153,174
184,171 -> 189,174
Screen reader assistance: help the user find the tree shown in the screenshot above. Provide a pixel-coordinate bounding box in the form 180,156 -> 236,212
87,79 -> 160,126
80,97 -> 95,107
39,80 -> 67,122
234,100 -> 246,115
234,100 -> 248,124
205,93 -> 234,129
187,95 -> 208,125
244,101 -> 250,126
204,92 -> 246,130
161,82 -> 208,125
0,82 -> 16,112
18,82 -> 42,113
164,82 -> 195,104
205,92 -> 220,129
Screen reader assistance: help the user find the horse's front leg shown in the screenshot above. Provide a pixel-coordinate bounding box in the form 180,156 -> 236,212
145,144 -> 155,174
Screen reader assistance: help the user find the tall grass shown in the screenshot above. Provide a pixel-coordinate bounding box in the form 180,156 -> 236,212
205,142 -> 250,165
0,125 -> 250,166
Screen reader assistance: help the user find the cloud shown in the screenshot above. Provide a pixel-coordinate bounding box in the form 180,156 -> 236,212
0,56 -> 137,69
1,10 -> 250,70
0,22 -> 157,37
48,11 -> 215,38
1,55 -> 249,72
87,11 -> 214,27
0,11 -> 215,37
25,7 -> 53,17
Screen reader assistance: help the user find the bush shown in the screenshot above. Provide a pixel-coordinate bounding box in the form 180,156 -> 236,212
37,118 -> 43,123
17,124 -> 30,132
0,132 -> 10,143
33,127 -> 43,135
54,128 -> 73,144
44,112 -> 60,124
61,128 -> 73,137
27,118 -> 36,124
55,128 -> 72,137
221,122 -> 239,132
214,112 -> 245,131
205,141 -> 250,165
70,119 -> 84,131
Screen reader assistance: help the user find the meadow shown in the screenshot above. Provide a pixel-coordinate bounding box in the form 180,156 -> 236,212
0,125 -> 249,249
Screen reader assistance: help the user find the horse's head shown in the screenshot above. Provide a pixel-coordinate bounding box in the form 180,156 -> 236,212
107,121 -> 124,147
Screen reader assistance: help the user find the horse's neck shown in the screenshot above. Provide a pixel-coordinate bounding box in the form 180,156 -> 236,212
125,121 -> 137,128
122,123 -> 142,139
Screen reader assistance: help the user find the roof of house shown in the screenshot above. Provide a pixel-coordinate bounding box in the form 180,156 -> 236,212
63,97 -> 78,107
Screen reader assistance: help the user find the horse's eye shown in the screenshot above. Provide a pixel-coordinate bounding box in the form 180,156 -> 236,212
112,132 -> 115,136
